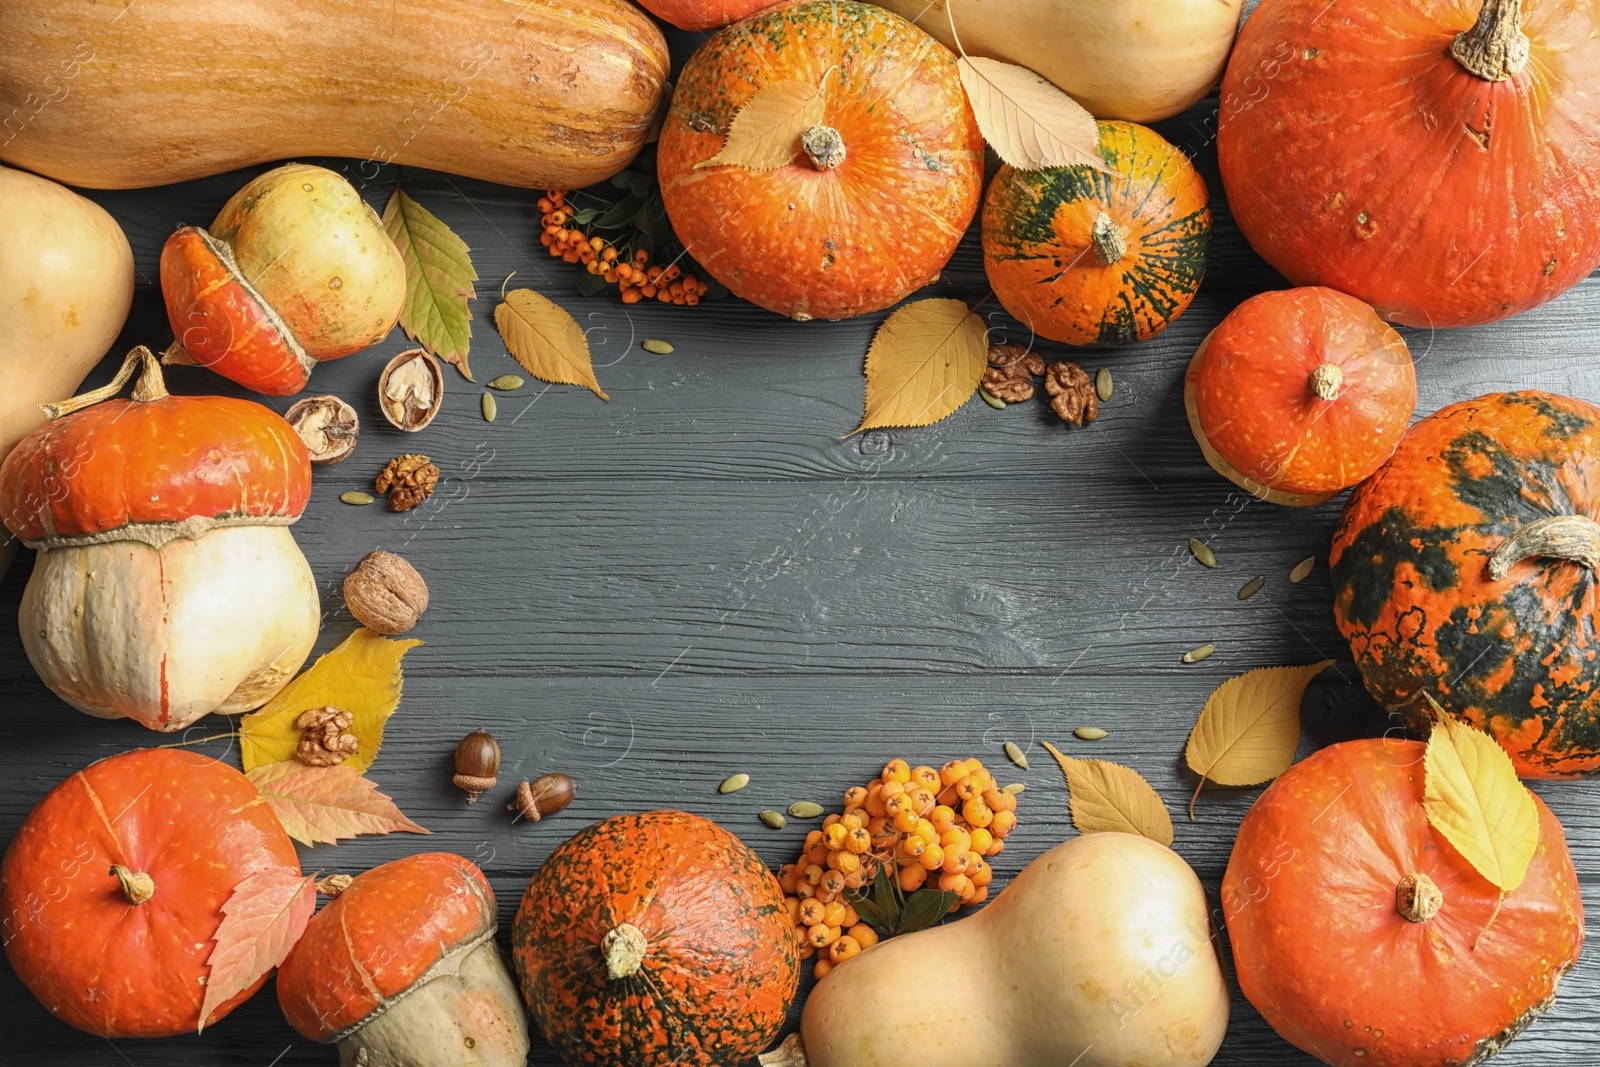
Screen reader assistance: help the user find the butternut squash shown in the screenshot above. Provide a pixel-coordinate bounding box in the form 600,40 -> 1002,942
785,833 -> 1228,1067
0,0 -> 669,190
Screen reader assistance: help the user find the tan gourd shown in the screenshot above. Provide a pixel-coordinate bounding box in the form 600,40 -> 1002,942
787,833 -> 1228,1067
0,0 -> 669,190
874,0 -> 1242,122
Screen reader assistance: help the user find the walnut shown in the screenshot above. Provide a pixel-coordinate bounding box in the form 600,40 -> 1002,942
296,706 -> 359,766
376,453 -> 439,512
1044,360 -> 1100,427
284,394 -> 359,465
344,550 -> 429,634
983,343 -> 1047,402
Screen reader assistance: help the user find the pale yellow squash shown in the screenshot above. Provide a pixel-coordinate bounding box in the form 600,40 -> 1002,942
875,0 -> 1242,122
794,833 -> 1228,1067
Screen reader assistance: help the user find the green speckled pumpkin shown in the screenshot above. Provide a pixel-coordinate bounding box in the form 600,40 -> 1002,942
982,121 -> 1210,347
1332,391 -> 1600,778
512,809 -> 799,1067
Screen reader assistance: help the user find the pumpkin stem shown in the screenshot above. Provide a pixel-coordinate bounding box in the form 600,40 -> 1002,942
1090,212 -> 1127,266
1395,872 -> 1442,923
110,864 -> 155,906
1488,514 -> 1600,580
801,125 -> 847,170
601,922 -> 648,979
1451,0 -> 1529,82
41,345 -> 168,420
1309,363 -> 1344,402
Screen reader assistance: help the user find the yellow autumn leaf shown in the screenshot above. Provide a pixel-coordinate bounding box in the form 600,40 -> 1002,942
1184,660 -> 1333,818
956,57 -> 1112,173
851,298 -> 987,435
494,288 -> 609,401
240,629 -> 423,773
1043,741 -> 1173,846
1423,714 -> 1540,893
695,80 -> 825,171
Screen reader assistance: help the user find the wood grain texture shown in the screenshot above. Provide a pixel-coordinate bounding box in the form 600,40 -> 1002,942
3,16 -> 1600,1067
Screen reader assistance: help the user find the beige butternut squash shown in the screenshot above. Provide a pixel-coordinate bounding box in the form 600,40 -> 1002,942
0,0 -> 669,190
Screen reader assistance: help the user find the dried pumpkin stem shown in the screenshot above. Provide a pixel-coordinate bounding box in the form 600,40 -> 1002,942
1487,514 -> 1600,580
42,345 -> 167,420
601,922 -> 649,979
1090,212 -> 1127,266
1309,362 -> 1344,402
1451,0 -> 1529,81
1395,872 -> 1442,923
801,124 -> 846,170
109,864 -> 155,906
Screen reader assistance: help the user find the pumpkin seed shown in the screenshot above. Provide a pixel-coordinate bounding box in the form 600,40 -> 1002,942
1074,726 -> 1108,741
1003,740 -> 1029,770
642,338 -> 675,355
1002,782 -> 1026,795
1289,556 -> 1316,584
1238,575 -> 1266,600
481,392 -> 497,422
1189,538 -> 1217,568
340,491 -> 375,506
487,374 -> 525,391
718,773 -> 750,794
1095,367 -> 1113,402
1183,643 -> 1217,664
787,801 -> 825,819
980,390 -> 1007,410
759,810 -> 788,829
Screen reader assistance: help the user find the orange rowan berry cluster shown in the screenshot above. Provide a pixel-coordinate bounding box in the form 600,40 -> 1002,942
538,190 -> 710,306
776,757 -> 1020,980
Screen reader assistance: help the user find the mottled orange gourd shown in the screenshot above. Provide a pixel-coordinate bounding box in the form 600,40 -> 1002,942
0,750 -> 301,1037
1225,739 -> 1584,1066
658,1 -> 984,321
1332,391 -> 1600,777
1186,287 -> 1416,506
637,0 -> 779,30
512,810 -> 800,1067
1218,0 -> 1600,328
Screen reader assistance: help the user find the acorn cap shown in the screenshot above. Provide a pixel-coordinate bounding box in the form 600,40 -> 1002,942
276,853 -> 497,1043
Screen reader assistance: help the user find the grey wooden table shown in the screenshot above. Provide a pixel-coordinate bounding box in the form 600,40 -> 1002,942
5,21 -> 1600,1067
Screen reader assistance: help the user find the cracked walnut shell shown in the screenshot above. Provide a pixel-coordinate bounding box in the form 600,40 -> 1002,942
375,453 -> 439,512
344,550 -> 429,634
1045,360 -> 1099,427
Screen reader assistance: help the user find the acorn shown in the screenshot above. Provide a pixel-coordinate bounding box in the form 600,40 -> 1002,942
452,729 -> 501,804
508,773 -> 577,822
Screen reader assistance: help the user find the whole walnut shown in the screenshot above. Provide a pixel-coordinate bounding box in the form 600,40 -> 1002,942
344,551 -> 429,634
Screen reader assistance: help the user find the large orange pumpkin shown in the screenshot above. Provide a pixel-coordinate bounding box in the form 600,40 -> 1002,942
0,749 -> 301,1037
1218,0 -> 1600,328
1225,738 -> 1583,1066
511,810 -> 800,1067
1331,392 -> 1600,777
658,1 -> 984,321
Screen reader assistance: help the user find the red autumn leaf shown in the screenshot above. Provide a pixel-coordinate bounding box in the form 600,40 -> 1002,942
248,761 -> 429,846
199,867 -> 316,1032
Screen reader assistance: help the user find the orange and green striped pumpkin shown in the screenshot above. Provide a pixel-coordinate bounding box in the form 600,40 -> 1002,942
982,121 -> 1210,347
1332,391 -> 1600,778
511,809 -> 799,1066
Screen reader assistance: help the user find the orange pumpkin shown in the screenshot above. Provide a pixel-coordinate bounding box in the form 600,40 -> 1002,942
278,853 -> 528,1067
636,0 -> 779,30
658,1 -> 984,321
0,749 -> 301,1037
1185,287 -> 1417,506
1218,0 -> 1600,328
511,810 -> 800,1067
1225,738 -> 1583,1066
982,121 -> 1210,347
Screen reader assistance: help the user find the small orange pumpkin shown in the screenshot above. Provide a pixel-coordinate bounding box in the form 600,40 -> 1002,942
658,1 -> 983,321
512,810 -> 800,1067
982,121 -> 1210,347
1186,286 -> 1417,505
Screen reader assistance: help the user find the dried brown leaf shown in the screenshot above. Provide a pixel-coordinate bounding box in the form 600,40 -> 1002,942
494,288 -> 609,401
1043,741 -> 1173,846
1184,661 -> 1333,818
695,80 -> 825,171
198,867 -> 315,1032
852,298 -> 987,435
247,762 -> 428,847
957,57 -> 1112,173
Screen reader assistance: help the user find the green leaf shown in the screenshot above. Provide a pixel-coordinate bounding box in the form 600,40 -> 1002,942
575,270 -> 610,297
611,171 -> 639,189
572,208 -> 600,225
629,174 -> 654,198
594,194 -> 643,230
844,888 -> 890,932
895,889 -> 960,935
382,185 -> 478,380
635,205 -> 657,235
